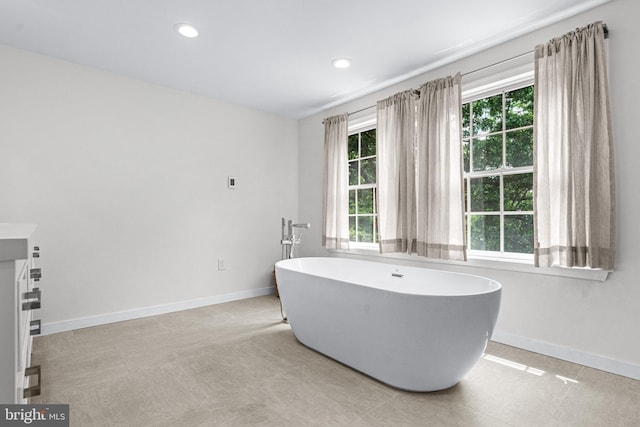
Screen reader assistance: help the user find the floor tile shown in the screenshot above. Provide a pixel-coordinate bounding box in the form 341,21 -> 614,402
32,295 -> 640,427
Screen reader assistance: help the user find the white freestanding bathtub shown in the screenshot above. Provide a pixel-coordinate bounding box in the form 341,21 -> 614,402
275,257 -> 501,392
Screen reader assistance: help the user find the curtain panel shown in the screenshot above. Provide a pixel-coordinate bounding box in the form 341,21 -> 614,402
376,91 -> 417,254
376,75 -> 465,260
416,74 -> 467,261
534,21 -> 615,269
322,114 -> 350,250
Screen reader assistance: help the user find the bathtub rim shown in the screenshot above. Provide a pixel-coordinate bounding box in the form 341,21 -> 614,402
275,256 -> 502,297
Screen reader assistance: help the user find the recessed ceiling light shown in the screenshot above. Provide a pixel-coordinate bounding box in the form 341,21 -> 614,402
174,23 -> 198,38
331,58 -> 351,69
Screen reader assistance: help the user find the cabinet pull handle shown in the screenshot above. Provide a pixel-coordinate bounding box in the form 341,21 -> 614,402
33,252 -> 40,258
30,319 -> 42,336
30,268 -> 42,280
23,365 -> 41,398
22,300 -> 41,310
22,288 -> 41,310
23,288 -> 40,299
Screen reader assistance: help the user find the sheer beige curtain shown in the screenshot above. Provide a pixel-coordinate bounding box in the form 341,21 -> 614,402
534,21 -> 615,269
322,114 -> 350,250
376,91 -> 417,253
415,74 -> 466,261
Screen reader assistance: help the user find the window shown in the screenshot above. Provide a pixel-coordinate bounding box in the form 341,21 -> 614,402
343,76 -> 534,260
348,127 -> 378,244
462,84 -> 534,258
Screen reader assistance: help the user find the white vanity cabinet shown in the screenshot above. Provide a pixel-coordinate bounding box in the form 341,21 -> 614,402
0,224 -> 41,404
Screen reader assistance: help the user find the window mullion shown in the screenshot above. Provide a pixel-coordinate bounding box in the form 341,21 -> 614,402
500,173 -> 505,254
500,92 -> 506,255
469,102 -> 474,172
357,132 -> 362,243
373,188 -> 377,243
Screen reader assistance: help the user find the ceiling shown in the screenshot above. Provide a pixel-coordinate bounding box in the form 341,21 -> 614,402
0,0 -> 609,119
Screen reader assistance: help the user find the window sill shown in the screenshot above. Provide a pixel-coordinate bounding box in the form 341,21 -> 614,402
331,246 -> 610,282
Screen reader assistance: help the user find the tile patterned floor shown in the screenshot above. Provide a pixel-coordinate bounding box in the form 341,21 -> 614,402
31,296 -> 640,426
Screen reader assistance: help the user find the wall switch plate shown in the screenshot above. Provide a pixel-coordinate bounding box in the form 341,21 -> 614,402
227,176 -> 236,189
218,258 -> 225,270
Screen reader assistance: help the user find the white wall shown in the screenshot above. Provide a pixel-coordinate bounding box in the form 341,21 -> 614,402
297,0 -> 640,377
1,0 -> 637,378
0,45 -> 299,327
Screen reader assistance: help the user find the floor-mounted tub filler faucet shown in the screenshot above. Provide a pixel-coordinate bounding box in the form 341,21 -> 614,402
278,217 -> 310,323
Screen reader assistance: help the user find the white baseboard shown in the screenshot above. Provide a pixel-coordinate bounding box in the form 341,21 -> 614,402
492,329 -> 640,381
42,287 -> 276,335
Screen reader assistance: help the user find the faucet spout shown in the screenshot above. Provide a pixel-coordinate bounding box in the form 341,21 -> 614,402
291,223 -> 311,229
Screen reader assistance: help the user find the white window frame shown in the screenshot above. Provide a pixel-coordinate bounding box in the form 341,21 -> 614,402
462,72 -> 535,263
348,116 -> 378,250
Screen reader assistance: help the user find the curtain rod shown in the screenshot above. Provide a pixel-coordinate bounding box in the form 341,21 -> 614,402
346,23 -> 608,118
463,23 -> 609,78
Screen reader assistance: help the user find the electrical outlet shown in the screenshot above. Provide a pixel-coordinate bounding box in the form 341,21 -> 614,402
218,258 -> 225,270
